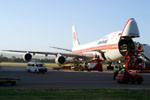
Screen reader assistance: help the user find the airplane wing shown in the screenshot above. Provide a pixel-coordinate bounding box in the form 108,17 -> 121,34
49,46 -> 72,52
2,50 -> 93,59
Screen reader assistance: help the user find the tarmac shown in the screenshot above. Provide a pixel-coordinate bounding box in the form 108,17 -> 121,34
1,65 -> 150,89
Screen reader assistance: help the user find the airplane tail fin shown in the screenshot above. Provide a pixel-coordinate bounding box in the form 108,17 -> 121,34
121,18 -> 140,38
72,25 -> 80,47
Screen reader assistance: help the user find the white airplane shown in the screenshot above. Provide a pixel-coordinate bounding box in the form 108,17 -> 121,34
3,18 -> 150,66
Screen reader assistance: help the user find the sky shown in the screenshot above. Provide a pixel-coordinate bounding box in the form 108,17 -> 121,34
0,0 -> 150,54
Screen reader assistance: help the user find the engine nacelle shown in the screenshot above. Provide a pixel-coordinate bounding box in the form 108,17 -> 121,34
23,53 -> 32,62
55,55 -> 66,65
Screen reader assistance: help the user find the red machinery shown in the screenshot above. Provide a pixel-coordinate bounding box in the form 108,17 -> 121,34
124,43 -> 144,71
72,56 -> 103,72
116,72 -> 143,84
116,43 -> 144,84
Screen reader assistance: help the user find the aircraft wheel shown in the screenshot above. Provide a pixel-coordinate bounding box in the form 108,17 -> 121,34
87,69 -> 91,72
74,67 -> 79,71
79,67 -> 84,71
27,69 -> 30,72
123,77 -> 129,84
137,79 -> 142,84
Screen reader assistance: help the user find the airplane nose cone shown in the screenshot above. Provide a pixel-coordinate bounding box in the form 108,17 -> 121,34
121,18 -> 140,38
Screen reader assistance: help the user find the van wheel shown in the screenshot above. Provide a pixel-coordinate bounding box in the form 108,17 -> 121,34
27,69 -> 30,72
35,70 -> 37,73
42,72 -> 45,74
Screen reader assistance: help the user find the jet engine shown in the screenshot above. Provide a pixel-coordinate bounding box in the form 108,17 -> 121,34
55,55 -> 66,65
23,53 -> 32,62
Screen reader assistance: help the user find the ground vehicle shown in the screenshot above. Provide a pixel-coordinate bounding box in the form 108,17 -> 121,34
116,72 -> 143,84
71,63 -> 103,72
26,62 -> 47,73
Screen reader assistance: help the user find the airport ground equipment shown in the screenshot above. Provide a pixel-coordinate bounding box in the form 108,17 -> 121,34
70,56 -> 103,72
120,43 -> 150,74
116,72 -> 143,84
0,78 -> 20,86
53,66 -> 71,70
122,42 -> 146,71
115,43 -> 145,84
72,63 -> 103,72
53,58 -> 103,72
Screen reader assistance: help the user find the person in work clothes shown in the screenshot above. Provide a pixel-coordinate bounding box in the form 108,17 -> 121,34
113,66 -> 119,80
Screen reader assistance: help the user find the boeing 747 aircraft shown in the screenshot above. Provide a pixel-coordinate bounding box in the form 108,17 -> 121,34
3,18 -> 150,67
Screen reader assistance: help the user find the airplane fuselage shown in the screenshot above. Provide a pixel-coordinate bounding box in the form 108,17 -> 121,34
3,18 -> 141,65
72,31 -> 124,62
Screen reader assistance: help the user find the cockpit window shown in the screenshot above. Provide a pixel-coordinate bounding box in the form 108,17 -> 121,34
118,33 -> 121,36
97,38 -> 108,44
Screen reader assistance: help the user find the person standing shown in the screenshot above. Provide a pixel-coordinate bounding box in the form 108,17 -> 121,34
113,66 -> 119,80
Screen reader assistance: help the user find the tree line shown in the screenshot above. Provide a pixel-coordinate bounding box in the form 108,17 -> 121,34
0,55 -> 55,63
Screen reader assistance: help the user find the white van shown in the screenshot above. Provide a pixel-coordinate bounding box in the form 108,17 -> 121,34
26,62 -> 47,73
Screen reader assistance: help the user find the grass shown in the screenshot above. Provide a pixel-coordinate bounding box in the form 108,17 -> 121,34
0,89 -> 150,100
0,62 -> 79,68
0,62 -> 109,67
0,62 -> 59,67
0,62 -> 27,66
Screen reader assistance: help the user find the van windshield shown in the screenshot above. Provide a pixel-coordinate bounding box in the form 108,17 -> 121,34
36,64 -> 44,67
